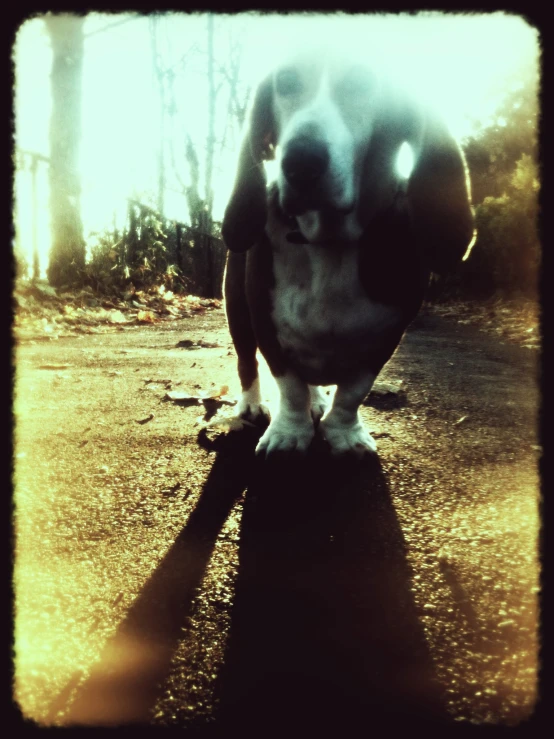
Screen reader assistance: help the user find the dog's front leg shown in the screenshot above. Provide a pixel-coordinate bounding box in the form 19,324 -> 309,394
320,372 -> 377,456
256,372 -> 315,455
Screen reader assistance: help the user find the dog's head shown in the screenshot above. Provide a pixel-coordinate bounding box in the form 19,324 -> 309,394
222,48 -> 475,272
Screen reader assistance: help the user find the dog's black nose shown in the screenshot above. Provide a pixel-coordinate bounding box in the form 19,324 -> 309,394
282,138 -> 329,187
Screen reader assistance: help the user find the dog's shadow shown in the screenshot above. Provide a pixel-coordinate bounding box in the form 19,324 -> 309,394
51,428 -> 257,726
53,428 -> 448,729
214,437 -> 449,732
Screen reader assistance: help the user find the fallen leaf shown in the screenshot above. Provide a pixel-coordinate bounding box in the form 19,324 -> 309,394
207,385 -> 229,399
137,310 -> 157,323
107,310 -> 128,324
200,298 -> 222,309
205,414 -> 256,431
200,397 -> 235,420
370,380 -> 403,395
161,482 -> 182,497
165,391 -> 203,405
38,363 -> 72,370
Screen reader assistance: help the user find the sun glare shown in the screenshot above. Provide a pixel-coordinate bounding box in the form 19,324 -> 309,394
396,142 -> 415,180
14,12 -> 539,275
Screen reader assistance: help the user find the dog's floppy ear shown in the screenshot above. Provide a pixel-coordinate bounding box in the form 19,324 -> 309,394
222,76 -> 275,253
408,112 -> 476,274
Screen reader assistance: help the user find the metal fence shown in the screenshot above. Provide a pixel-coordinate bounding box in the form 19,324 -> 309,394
124,198 -> 226,298
15,149 -> 51,280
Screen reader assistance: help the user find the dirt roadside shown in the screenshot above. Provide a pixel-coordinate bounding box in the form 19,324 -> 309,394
13,293 -> 541,730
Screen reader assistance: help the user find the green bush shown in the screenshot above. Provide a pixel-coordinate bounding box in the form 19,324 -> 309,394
467,154 -> 540,296
85,209 -> 183,293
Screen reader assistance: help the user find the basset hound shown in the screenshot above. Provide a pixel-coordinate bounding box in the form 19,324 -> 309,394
222,47 -> 475,456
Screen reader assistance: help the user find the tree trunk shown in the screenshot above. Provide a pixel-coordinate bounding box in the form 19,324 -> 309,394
204,14 -> 215,236
45,14 -> 86,287
149,16 -> 165,216
185,135 -> 203,229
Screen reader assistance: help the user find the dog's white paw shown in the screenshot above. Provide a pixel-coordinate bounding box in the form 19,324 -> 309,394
236,381 -> 270,425
255,414 -> 315,455
320,415 -> 377,456
309,385 -> 332,424
237,399 -> 271,424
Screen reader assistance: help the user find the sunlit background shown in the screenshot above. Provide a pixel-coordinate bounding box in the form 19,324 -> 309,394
14,12 -> 539,277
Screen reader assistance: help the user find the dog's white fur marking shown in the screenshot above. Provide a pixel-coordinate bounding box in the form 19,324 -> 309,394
256,373 -> 315,454
320,372 -> 377,455
273,55 -> 381,244
260,237 -> 399,455
237,377 -> 270,422
276,68 -> 358,212
309,384 -> 332,422
271,236 -> 403,384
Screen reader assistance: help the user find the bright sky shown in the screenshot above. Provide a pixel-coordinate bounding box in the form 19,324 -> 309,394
14,12 -> 539,275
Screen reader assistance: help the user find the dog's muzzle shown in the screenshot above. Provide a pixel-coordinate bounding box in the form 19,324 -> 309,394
282,137 -> 330,188
280,136 -> 332,217
279,136 -> 356,245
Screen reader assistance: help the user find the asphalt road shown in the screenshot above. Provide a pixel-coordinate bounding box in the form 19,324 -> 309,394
13,307 -> 541,731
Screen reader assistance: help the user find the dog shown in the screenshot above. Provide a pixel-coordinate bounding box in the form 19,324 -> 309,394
222,47 -> 475,456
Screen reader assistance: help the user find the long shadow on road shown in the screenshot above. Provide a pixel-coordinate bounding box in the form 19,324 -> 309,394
55,430 -> 450,730
214,446 -> 450,733
56,428 -> 258,726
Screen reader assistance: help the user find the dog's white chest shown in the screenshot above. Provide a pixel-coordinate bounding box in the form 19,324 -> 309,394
271,243 -> 401,383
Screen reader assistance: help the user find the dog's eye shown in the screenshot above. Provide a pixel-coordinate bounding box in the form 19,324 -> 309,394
276,69 -> 303,96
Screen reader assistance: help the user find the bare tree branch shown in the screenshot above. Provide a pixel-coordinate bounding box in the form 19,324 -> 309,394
204,14 -> 216,234
149,16 -> 165,215
84,14 -> 140,39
